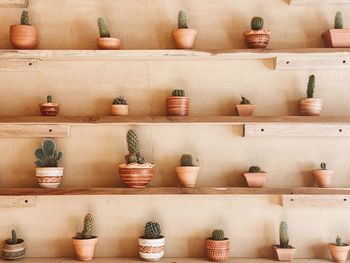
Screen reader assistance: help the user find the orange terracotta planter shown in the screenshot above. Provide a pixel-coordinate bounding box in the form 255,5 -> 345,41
205,239 -> 230,262
2,239 -> 25,260
39,102 -> 60,116
96,37 -> 121,50
172,29 -> 197,49
244,30 -> 271,49
273,245 -> 296,262
166,96 -> 189,116
10,25 -> 38,49
236,104 -> 256,116
110,105 -> 129,116
329,244 -> 350,263
313,169 -> 334,188
243,172 -> 267,188
175,166 -> 200,187
322,29 -> 350,48
118,164 -> 154,188
72,237 -> 98,261
299,98 -> 322,116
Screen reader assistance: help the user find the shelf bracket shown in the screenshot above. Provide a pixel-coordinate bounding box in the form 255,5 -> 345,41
282,194 -> 350,207
0,124 -> 70,138
0,0 -> 28,7
0,196 -> 36,208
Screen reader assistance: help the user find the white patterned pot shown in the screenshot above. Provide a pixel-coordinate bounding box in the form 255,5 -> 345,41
138,236 -> 165,262
2,239 -> 25,260
36,167 -> 64,188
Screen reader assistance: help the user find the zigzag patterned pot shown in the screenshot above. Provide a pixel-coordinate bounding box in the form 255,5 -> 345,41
2,239 -> 25,260
36,167 -> 64,189
138,236 -> 165,262
206,238 -> 230,262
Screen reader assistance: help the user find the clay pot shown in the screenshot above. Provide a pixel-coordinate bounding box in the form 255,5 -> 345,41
118,164 -> 154,188
175,166 -> 200,187
273,245 -> 296,262
236,104 -> 256,116
36,167 -> 64,188
72,237 -> 98,261
205,238 -> 230,262
39,102 -> 60,116
110,105 -> 129,116
329,244 -> 350,263
10,25 -> 38,49
96,37 -> 121,50
299,98 -> 322,116
322,29 -> 350,48
313,169 -> 334,188
166,96 -> 189,116
244,30 -> 271,49
138,236 -> 165,262
172,29 -> 197,49
243,172 -> 267,188
2,239 -> 25,260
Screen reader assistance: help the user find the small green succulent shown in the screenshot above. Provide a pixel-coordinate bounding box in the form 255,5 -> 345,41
112,97 -> 127,105
240,96 -> 251,105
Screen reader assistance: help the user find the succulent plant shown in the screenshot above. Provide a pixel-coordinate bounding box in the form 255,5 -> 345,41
180,154 -> 195,166
112,97 -> 127,105
279,221 -> 289,248
20,11 -> 30,26
7,230 -> 18,245
178,10 -> 188,29
97,17 -> 110,38
125,130 -> 145,164
335,11 -> 344,29
240,96 -> 251,105
34,139 -> 63,167
47,95 -> 53,103
144,222 -> 162,239
335,236 -> 347,246
248,166 -> 262,173
211,229 -> 226,240
75,213 -> 94,239
306,75 -> 315,99
321,163 -> 327,170
172,89 -> 186,97
251,17 -> 264,30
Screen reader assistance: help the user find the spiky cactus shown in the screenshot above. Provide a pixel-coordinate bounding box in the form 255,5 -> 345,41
20,11 -> 30,26
112,97 -> 127,105
98,17 -> 110,38
47,95 -> 52,103
125,130 -> 145,164
240,96 -> 251,105
75,213 -> 94,239
335,11 -> 344,29
34,139 -> 63,167
321,163 -> 327,170
178,10 -> 188,29
335,236 -> 347,246
180,154 -> 195,166
144,222 -> 162,239
7,230 -> 18,245
211,229 -> 226,240
307,75 -> 315,99
279,221 -> 289,248
248,166 -> 262,173
172,89 -> 185,97
251,17 -> 264,30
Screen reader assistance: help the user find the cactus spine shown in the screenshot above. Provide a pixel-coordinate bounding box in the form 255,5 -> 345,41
47,95 -> 52,103
75,213 -> 94,239
335,11 -> 344,29
178,10 -> 188,29
144,222 -> 162,239
307,75 -> 315,99
251,17 -> 264,30
7,230 -> 18,244
172,89 -> 185,97
248,166 -> 262,173
321,163 -> 327,170
20,11 -> 30,25
180,154 -> 195,166
34,139 -> 63,167
125,130 -> 145,164
211,229 -> 226,240
279,221 -> 289,248
98,17 -> 110,38
240,96 -> 251,105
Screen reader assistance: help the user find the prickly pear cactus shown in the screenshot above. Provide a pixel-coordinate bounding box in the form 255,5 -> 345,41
251,17 -> 264,30
172,89 -> 185,97
144,221 -> 162,239
125,130 -> 145,164
248,166 -> 262,173
321,163 -> 327,170
20,11 -> 30,25
240,96 -> 251,105
98,17 -> 111,38
75,213 -> 94,239
307,75 -> 315,99
178,10 -> 188,29
279,221 -> 289,248
180,154 -> 194,166
211,229 -> 226,240
34,139 -> 63,167
335,11 -> 344,29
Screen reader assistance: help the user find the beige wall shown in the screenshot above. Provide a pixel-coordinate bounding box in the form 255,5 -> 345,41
0,0 -> 349,259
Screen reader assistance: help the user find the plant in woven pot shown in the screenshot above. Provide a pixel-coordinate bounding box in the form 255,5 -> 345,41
175,154 -> 200,187
39,95 -> 60,116
244,16 -> 271,49
166,89 -> 190,116
329,236 -> 350,263
236,96 -> 256,116
110,97 -> 129,116
172,10 -> 197,49
313,163 -> 334,188
34,139 -> 63,188
299,75 -> 322,116
10,11 -> 38,49
273,221 -> 296,262
322,11 -> 350,48
2,230 -> 25,260
96,17 -> 121,50
206,229 -> 230,262
243,166 -> 267,188
118,130 -> 154,188
138,221 -> 165,262
72,213 -> 98,261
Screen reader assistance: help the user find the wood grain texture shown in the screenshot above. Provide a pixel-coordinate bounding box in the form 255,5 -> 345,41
276,54 -> 350,69
0,59 -> 40,71
282,194 -> 350,207
0,124 -> 70,137
289,0 -> 350,5
0,0 -> 28,7
0,196 -> 36,208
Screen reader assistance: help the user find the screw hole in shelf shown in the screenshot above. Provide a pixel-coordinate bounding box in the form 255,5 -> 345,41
290,198 -> 294,202
24,200 -> 28,203
286,61 -> 290,64
28,62 -> 32,66
343,60 -> 347,64
49,129 -> 52,132
339,129 -> 343,132
344,198 -> 348,202
261,128 -> 264,132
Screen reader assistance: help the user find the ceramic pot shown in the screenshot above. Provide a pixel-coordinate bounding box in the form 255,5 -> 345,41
10,25 -> 38,49
299,98 -> 322,116
36,167 -> 64,188
118,164 -> 154,188
110,105 -> 129,116
206,238 -> 230,262
273,245 -> 296,262
172,29 -> 197,49
39,102 -> 60,116
72,237 -> 98,261
313,169 -> 334,188
96,37 -> 121,50
166,96 -> 189,116
243,172 -> 267,188
322,29 -> 350,48
244,30 -> 271,49
2,239 -> 25,260
236,104 -> 256,116
175,166 -> 200,187
138,236 -> 165,262
329,244 -> 350,263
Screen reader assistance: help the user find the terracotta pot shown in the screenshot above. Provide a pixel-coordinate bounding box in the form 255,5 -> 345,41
322,29 -> 350,48
72,237 -> 98,261
10,25 -> 38,49
172,29 -> 197,49
313,169 -> 334,188
243,172 -> 267,188
39,102 -> 60,116
273,245 -> 296,262
110,105 -> 129,116
175,166 -> 200,187
236,104 -> 256,116
2,239 -> 25,260
138,236 -> 165,261
299,98 -> 322,116
118,164 -> 154,188
329,244 -> 350,263
244,30 -> 271,49
96,37 -> 121,50
36,167 -> 64,188
205,238 -> 230,262
166,96 -> 189,116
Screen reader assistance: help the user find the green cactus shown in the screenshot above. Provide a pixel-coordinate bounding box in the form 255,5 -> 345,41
248,166 -> 262,173
97,17 -> 110,38
47,95 -> 52,103
75,213 -> 94,239
178,10 -> 188,29
144,222 -> 162,239
20,11 -> 30,26
112,97 -> 127,105
335,236 -> 347,246
172,89 -> 185,97
251,17 -> 264,30
180,154 -> 195,166
7,230 -> 18,245
34,139 -> 63,167
321,163 -> 327,170
306,75 -> 315,99
279,221 -> 289,248
125,130 -> 145,164
240,96 -> 251,105
211,229 -> 226,241
335,11 -> 344,29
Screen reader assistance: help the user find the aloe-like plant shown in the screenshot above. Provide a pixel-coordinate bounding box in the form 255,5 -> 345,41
34,139 -> 63,167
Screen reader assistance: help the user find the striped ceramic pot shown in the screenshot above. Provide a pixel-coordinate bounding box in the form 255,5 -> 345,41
118,164 -> 154,188
138,236 -> 165,262
206,238 -> 230,262
39,103 -> 60,116
2,239 -> 25,260
166,97 -> 189,116
36,167 -> 64,188
244,30 -> 271,49
299,98 -> 322,116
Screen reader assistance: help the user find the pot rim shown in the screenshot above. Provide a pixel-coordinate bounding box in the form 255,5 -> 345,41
329,243 -> 350,248
206,237 -> 230,241
111,104 -> 128,107
72,235 -> 98,240
244,172 -> 267,175
97,37 -> 121,41
139,235 -> 165,240
299,98 -> 322,101
39,103 -> 59,107
244,29 -> 271,35
3,239 -> 24,245
167,96 -> 189,99
10,24 -> 36,28
273,244 -> 296,249
118,163 -> 154,168
36,167 -> 64,170
236,104 -> 256,107
172,28 -> 197,33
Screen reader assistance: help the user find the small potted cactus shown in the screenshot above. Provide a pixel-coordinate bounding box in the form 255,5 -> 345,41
34,139 -> 63,188
313,163 -> 334,188
236,96 -> 256,116
110,97 -> 129,116
205,229 -> 230,262
72,213 -> 98,261
273,221 -> 296,262
172,10 -> 197,49
118,130 -> 154,188
243,166 -> 267,188
2,230 -> 25,260
175,154 -> 200,187
244,16 -> 271,49
138,222 -> 165,262
96,17 -> 121,50
166,89 -> 189,116
39,95 -> 60,116
10,11 -> 38,49
299,75 -> 322,116
329,236 -> 350,263
322,11 -> 350,48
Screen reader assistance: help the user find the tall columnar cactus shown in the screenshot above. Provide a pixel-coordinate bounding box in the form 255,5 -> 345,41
321,163 -> 327,170
7,230 -> 18,245
335,11 -> 344,29
172,89 -> 185,97
251,17 -> 264,30
125,130 -> 145,164
34,139 -> 63,167
75,213 -> 94,239
144,222 -> 162,239
98,17 -> 111,38
47,95 -> 52,103
20,11 -> 30,25
211,229 -> 226,240
307,75 -> 315,99
180,154 -> 194,166
178,10 -> 188,29
248,166 -> 262,173
240,96 -> 251,105
279,221 -> 289,248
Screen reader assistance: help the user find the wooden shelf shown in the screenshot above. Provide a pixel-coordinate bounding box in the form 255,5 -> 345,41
289,0 -> 350,5
0,0 -> 28,8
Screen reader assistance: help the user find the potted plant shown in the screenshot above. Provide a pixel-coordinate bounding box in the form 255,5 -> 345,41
243,166 -> 267,188
175,154 -> 200,187
244,17 -> 271,49
10,11 -> 38,49
34,139 -> 63,188
118,130 -> 154,188
236,96 -> 256,116
96,17 -> 121,50
72,213 -> 98,261
166,89 -> 189,116
205,229 -> 230,262
39,95 -> 60,116
273,221 -> 296,262
313,163 -> 334,188
110,97 -> 128,116
2,230 -> 25,260
322,11 -> 350,48
172,10 -> 197,49
329,236 -> 350,263
138,221 -> 165,262
299,75 -> 322,116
